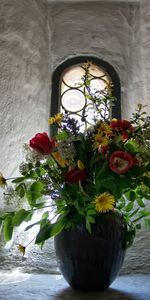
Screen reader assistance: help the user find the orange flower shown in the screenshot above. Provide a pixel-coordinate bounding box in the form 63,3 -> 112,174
52,152 -> 68,167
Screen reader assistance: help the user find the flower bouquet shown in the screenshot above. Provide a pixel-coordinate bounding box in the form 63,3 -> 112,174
0,64 -> 150,276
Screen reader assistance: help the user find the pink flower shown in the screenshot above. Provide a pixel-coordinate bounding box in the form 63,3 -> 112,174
109,151 -> 137,174
29,132 -> 55,155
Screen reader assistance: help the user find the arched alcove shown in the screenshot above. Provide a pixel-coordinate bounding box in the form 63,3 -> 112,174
51,56 -> 121,120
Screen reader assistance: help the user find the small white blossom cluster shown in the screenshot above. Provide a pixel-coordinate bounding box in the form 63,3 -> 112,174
57,140 -> 76,165
23,143 -> 47,163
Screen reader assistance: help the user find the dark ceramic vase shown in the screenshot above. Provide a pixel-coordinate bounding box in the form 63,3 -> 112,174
54,211 -> 127,291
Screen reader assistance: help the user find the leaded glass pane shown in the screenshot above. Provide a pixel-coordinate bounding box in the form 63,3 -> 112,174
60,62 -> 111,130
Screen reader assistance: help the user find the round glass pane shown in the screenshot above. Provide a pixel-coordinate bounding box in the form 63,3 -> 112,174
89,78 -> 107,94
88,63 -> 106,77
62,66 -> 85,88
61,89 -> 85,112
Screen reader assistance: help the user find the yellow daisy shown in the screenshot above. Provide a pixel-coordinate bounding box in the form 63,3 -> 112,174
48,113 -> 63,125
93,193 -> 115,213
0,173 -> 7,188
17,244 -> 26,256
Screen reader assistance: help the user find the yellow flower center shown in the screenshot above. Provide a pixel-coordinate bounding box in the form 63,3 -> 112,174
93,192 -> 115,213
0,173 -> 7,188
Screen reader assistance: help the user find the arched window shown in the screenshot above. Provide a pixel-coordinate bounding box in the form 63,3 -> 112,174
51,56 -> 121,133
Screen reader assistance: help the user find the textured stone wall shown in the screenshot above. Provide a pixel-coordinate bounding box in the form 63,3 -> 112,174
140,0 -> 150,107
0,0 -> 150,275
49,1 -> 150,118
0,0 -> 56,272
122,0 -> 150,274
0,0 -> 50,181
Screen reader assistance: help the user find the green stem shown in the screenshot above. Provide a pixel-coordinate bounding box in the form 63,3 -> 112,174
133,215 -> 145,223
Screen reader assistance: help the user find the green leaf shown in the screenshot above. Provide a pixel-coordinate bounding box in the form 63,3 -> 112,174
86,218 -> 91,234
146,163 -> 150,172
144,218 -> 150,229
87,215 -> 95,223
3,216 -> 13,241
12,177 -> 25,183
25,219 -> 46,231
95,160 -> 108,180
56,130 -> 69,140
100,179 -> 116,192
90,153 -> 101,169
124,140 -> 139,154
119,177 -> 131,189
31,182 -> 44,193
129,191 -> 136,202
137,198 -> 145,208
78,181 -> 88,197
136,223 -> 141,230
26,190 -> 34,207
128,208 -> 139,218
117,196 -> 126,209
19,187 -> 25,198
35,221 -> 65,244
28,170 -> 39,178
26,182 -> 44,207
15,183 -> 26,198
12,209 -> 31,226
125,202 -> 134,212
125,224 -> 136,248
142,176 -> 150,187
42,212 -> 49,219
117,201 -> 125,209
87,209 -> 97,216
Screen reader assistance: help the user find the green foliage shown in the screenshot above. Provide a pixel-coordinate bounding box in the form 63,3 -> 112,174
3,215 -> 14,241
12,209 -> 32,226
35,219 -> 65,244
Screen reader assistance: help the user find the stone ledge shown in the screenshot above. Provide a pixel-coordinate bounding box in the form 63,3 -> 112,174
0,272 -> 149,300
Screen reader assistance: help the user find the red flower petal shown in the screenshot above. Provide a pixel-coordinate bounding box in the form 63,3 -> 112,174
109,151 -> 136,174
29,132 -> 55,155
110,120 -> 133,131
65,169 -> 86,184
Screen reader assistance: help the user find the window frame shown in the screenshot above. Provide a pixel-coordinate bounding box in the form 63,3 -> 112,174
50,56 -> 121,131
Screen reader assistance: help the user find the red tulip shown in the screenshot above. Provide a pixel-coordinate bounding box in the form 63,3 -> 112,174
109,151 -> 137,174
65,168 -> 86,184
29,132 -> 55,155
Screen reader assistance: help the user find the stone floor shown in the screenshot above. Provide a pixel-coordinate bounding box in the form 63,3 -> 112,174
0,271 -> 149,300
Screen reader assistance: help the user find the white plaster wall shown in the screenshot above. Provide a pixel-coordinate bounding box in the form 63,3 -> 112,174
140,0 -> 150,107
49,2 -> 147,118
0,0 -> 50,180
0,0 -> 58,273
0,0 -> 150,275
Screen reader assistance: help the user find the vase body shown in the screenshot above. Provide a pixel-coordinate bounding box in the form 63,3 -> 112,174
54,211 -> 127,291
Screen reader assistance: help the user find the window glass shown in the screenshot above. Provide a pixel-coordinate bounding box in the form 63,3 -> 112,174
60,62 -> 112,131
51,57 -> 121,135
